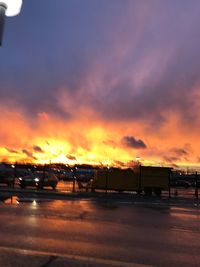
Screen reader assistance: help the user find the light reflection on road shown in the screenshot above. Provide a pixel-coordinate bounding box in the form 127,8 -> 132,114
4,196 -> 19,205
170,206 -> 200,220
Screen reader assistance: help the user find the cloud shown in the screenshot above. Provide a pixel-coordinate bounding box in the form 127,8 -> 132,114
1,1 -> 200,166
122,136 -> 147,149
114,160 -> 126,167
66,154 -> 77,161
166,145 -> 192,163
103,140 -> 117,149
33,146 -> 44,153
1,0 -> 200,132
5,148 -> 19,154
170,148 -> 188,157
163,156 -> 179,163
162,156 -> 179,168
22,149 -> 37,160
161,144 -> 193,166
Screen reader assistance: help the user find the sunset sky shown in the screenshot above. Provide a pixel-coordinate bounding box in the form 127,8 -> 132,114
1,0 -> 200,168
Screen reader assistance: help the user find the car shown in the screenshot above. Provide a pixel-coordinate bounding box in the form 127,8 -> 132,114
192,181 -> 200,188
171,180 -> 191,188
18,172 -> 58,189
0,171 -> 15,187
74,168 -> 95,182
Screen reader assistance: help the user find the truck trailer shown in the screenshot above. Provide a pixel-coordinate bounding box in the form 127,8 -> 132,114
91,166 -> 171,196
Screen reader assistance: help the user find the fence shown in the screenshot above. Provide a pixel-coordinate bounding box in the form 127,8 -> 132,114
0,164 -> 199,203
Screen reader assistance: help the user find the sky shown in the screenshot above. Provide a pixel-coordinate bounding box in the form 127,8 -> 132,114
1,0 -> 200,168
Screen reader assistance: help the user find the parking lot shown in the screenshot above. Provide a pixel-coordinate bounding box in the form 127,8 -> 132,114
0,196 -> 199,267
0,177 -> 199,201
0,164 -> 199,206
0,171 -> 199,267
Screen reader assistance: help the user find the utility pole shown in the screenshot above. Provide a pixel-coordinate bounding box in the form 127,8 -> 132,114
195,172 -> 199,202
72,167 -> 76,193
168,170 -> 171,199
105,166 -> 109,195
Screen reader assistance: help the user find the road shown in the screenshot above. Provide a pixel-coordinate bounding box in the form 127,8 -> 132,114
0,197 -> 199,266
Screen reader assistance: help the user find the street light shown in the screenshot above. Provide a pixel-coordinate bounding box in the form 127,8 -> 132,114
135,156 -> 141,166
0,0 -> 23,45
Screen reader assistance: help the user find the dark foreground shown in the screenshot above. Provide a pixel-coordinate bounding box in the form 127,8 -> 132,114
0,196 -> 199,267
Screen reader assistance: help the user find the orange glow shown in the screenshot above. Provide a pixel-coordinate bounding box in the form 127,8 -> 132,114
0,103 -> 200,168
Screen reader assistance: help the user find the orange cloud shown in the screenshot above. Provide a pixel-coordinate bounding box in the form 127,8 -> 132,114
0,101 -> 199,168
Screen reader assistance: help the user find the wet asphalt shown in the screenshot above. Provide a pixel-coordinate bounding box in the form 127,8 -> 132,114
0,194 -> 199,267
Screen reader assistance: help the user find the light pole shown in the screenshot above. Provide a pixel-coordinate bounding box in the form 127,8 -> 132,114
105,164 -> 110,195
0,0 -> 23,45
136,156 -> 142,191
135,156 -> 141,166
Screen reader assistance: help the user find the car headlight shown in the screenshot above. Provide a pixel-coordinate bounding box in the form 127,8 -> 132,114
34,178 -> 40,182
18,177 -> 22,181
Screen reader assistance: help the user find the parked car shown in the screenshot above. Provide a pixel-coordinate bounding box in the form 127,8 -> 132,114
0,171 -> 14,187
171,180 -> 191,188
74,168 -> 95,182
18,172 -> 58,189
192,181 -> 200,188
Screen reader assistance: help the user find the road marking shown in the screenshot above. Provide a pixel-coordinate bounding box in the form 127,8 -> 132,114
0,245 -> 154,267
170,226 -> 200,233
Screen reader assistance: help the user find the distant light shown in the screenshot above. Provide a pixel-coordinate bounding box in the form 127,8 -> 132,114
1,0 -> 23,17
136,156 -> 141,161
32,200 -> 37,206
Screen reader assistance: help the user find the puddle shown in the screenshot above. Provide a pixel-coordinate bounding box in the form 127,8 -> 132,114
18,197 -> 53,203
4,196 -> 19,205
3,196 -> 53,205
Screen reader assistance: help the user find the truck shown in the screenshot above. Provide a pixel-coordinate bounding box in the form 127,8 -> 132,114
90,166 -> 171,196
